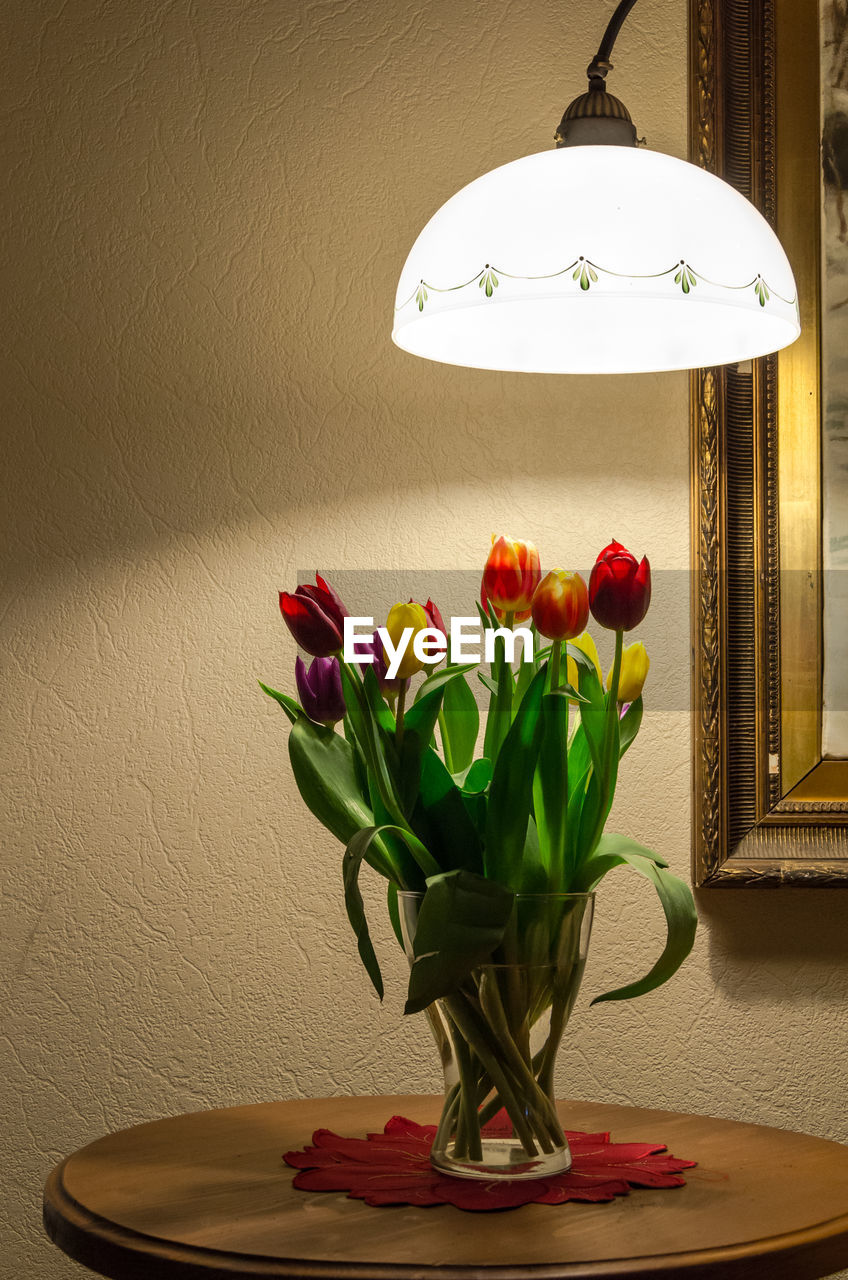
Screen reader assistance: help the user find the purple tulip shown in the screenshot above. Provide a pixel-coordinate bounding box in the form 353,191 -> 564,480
295,655 -> 346,725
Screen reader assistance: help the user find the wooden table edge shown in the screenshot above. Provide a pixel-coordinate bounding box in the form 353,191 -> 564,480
43,1154 -> 848,1280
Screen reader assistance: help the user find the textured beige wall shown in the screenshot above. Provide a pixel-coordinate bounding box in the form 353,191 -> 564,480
4,1 -> 848,1276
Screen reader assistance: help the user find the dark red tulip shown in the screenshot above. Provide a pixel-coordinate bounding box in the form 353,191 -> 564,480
279,574 -> 348,657
588,540 -> 651,632
295,655 -> 346,725
422,597 -> 446,639
409,597 -> 447,666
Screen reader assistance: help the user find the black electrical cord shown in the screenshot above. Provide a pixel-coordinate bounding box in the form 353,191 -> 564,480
588,0 -> 639,83
554,0 -> 640,146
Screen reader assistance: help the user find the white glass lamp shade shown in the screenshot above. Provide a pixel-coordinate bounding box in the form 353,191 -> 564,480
392,146 -> 800,374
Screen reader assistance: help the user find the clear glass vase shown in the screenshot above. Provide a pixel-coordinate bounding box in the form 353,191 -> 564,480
398,892 -> 594,1181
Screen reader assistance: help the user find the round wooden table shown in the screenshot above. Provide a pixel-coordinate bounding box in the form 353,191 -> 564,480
43,1095 -> 848,1280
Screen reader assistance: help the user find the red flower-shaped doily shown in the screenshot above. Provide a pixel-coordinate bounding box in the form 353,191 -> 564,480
284,1112 -> 696,1211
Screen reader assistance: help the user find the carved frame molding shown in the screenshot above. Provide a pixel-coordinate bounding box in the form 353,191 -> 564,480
689,0 -> 848,886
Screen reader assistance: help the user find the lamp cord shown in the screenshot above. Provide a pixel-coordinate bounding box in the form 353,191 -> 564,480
587,0 -> 639,86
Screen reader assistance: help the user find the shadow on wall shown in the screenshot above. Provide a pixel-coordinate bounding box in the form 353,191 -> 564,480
2,0 -> 689,594
699,888 -> 848,999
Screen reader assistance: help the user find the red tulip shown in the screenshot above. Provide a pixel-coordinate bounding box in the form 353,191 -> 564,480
279,573 -> 348,657
531,569 -> 589,641
409,597 -> 447,665
588,541 -> 651,631
422,597 -> 446,639
481,535 -> 541,616
480,583 -> 532,625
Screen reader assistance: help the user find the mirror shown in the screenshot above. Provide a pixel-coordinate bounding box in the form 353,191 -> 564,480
690,0 -> 848,884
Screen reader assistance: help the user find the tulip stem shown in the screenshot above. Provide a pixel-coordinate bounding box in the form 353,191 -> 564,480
550,640 -> 562,691
486,609 -> 517,763
395,679 -> 409,747
609,629 -> 624,707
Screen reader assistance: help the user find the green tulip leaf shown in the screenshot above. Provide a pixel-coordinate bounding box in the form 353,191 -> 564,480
343,827 -> 388,999
619,696 -> 644,757
342,822 -> 439,998
519,815 -> 548,892
287,713 -> 423,890
411,748 -> 484,875
483,620 -> 516,765
416,662 -> 477,699
567,645 -> 606,781
576,768 -> 605,865
340,664 -> 406,828
477,671 -> 498,697
362,665 -> 397,738
533,691 -> 571,887
387,881 -> 404,950
566,642 -> 620,866
460,757 -> 493,794
404,869 -> 514,1014
585,831 -> 669,871
440,673 -> 479,773
549,682 -> 590,703
567,722 -> 592,794
259,680 -> 301,725
484,663 -> 548,888
513,653 -> 537,713
477,598 -> 501,634
400,684 -> 445,812
581,836 -> 696,1004
288,716 -> 374,841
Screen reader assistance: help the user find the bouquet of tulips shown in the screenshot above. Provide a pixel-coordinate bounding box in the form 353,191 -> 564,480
262,536 -> 696,1169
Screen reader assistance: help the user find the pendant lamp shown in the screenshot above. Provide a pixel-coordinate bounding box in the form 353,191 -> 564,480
392,0 -> 800,374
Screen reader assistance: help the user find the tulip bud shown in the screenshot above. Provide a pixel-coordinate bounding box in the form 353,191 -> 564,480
422,597 -> 446,640
295,655 -> 346,725
412,598 -> 447,666
531,569 -> 589,641
607,641 -> 649,703
588,540 -> 651,632
384,602 -> 429,681
566,630 -> 603,690
481,535 -> 541,616
279,574 -> 349,657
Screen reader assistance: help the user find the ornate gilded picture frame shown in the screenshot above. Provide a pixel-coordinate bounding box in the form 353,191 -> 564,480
690,0 -> 848,884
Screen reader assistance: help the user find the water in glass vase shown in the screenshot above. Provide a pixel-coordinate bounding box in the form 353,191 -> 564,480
399,892 -> 594,1181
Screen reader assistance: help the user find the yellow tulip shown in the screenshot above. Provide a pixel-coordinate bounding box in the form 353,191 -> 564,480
384,602 -> 429,681
566,630 -> 603,690
607,640 -> 650,702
